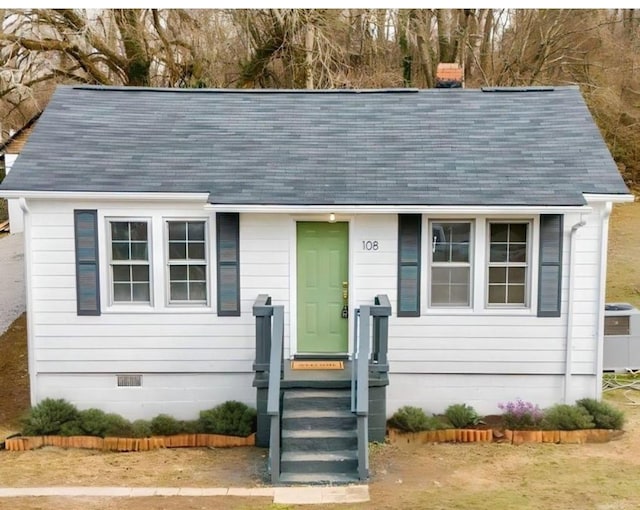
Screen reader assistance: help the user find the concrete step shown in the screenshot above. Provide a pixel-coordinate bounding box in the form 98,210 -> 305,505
280,450 -> 358,475
283,389 -> 352,412
278,472 -> 361,485
281,428 -> 358,452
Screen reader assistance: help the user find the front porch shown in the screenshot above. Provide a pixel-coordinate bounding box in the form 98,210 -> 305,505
252,294 -> 391,484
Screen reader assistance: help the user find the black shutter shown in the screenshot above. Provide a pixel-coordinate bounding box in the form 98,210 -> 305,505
538,214 -> 563,317
216,212 -> 240,316
74,210 -> 100,316
397,214 -> 421,317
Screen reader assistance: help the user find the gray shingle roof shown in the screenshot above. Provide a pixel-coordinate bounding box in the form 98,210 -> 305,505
0,85 -> 629,206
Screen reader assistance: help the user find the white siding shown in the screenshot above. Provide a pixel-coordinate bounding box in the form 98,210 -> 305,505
26,199 -> 607,414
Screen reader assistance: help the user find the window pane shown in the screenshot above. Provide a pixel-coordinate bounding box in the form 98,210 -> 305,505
114,283 -> 131,301
490,224 -> 508,242
450,285 -> 470,305
450,267 -> 469,284
432,245 -> 449,263
489,267 -> 506,284
507,284 -> 525,304
113,265 -> 130,282
450,223 -> 470,243
188,242 -> 205,260
169,222 -> 186,241
130,242 -> 148,260
170,265 -> 187,280
111,222 -> 130,241
132,265 -> 149,282
450,244 -> 469,262
188,222 -> 205,241
490,243 -> 507,263
171,282 -> 188,300
509,224 -> 528,243
189,282 -> 207,301
129,222 -> 147,241
189,265 -> 206,281
169,242 -> 187,260
488,285 -> 506,304
509,243 -> 527,263
132,283 -> 150,302
508,267 -> 526,284
431,285 -> 449,305
112,242 -> 130,260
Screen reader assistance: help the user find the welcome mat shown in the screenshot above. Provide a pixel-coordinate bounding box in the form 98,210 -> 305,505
290,360 -> 344,370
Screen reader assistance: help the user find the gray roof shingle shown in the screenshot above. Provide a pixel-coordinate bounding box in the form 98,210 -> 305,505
0,85 -> 629,206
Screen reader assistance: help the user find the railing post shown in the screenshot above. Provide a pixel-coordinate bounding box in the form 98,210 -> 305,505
356,305 -> 370,480
252,294 -> 273,448
267,305 -> 284,484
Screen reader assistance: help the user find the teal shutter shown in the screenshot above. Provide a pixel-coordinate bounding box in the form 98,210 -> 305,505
538,214 -> 563,317
216,212 -> 240,316
74,210 -> 101,316
397,214 -> 421,317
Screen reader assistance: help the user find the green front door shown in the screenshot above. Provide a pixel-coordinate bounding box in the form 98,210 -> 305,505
297,222 -> 349,353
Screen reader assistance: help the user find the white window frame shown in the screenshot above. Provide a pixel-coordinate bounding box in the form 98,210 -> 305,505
428,220 -> 474,308
486,219 -> 532,308
106,217 -> 153,306
164,218 -> 210,306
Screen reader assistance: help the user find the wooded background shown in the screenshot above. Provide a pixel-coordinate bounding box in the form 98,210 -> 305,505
0,8 -> 638,187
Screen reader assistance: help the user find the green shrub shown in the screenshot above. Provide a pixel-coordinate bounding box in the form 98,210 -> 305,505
199,401 -> 257,437
498,399 -> 544,430
576,398 -> 625,430
131,420 -> 152,438
387,406 -> 446,432
444,403 -> 482,428
541,404 -> 595,431
180,419 -> 202,434
102,413 -> 133,437
150,414 -> 183,436
59,421 -> 85,436
22,398 -> 80,436
77,408 -> 111,437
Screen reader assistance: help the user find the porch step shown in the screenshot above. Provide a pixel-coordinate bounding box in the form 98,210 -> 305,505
278,388 -> 360,483
278,472 -> 360,485
281,450 -> 358,474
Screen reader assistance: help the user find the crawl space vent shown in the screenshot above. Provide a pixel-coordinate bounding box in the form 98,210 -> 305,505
117,374 -> 142,387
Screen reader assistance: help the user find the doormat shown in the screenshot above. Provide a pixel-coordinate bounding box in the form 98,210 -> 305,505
291,360 -> 344,370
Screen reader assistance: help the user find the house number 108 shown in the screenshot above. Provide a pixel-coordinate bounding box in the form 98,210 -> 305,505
362,241 -> 379,251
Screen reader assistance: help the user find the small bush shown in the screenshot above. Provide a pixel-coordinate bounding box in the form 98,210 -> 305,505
199,401 -> 257,437
78,408 -> 111,437
541,404 -> 595,430
576,398 -> 625,430
22,398 -> 80,436
102,413 -> 133,437
180,419 -> 202,434
387,406 -> 446,432
150,414 -> 183,436
131,420 -> 152,438
444,404 -> 482,428
59,421 -> 85,436
498,399 -> 544,430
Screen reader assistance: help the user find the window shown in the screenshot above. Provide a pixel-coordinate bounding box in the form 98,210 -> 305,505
430,221 -> 472,307
487,222 -> 529,306
109,220 -> 151,303
167,220 -> 207,303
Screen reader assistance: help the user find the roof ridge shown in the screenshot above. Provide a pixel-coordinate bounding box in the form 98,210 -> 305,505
70,85 -> 420,94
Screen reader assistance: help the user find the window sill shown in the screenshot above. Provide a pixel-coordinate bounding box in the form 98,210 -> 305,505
422,307 -> 536,317
103,305 -> 213,315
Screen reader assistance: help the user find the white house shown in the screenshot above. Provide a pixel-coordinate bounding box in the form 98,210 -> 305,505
0,85 -> 633,481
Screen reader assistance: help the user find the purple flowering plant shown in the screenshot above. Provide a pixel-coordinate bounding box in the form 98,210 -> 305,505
498,399 -> 544,430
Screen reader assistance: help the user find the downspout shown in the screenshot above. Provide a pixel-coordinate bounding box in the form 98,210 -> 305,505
18,198 -> 36,404
594,202 -> 613,400
564,218 -> 587,403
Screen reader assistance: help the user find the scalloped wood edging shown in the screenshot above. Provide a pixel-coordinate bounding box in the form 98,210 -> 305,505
387,428 -> 623,445
3,432 -> 256,452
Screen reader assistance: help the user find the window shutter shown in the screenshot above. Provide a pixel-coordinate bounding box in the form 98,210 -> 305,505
74,210 -> 100,316
216,212 -> 240,316
397,214 -> 421,317
537,214 -> 563,317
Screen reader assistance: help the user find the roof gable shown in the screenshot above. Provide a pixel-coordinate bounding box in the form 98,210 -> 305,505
0,85 -> 629,206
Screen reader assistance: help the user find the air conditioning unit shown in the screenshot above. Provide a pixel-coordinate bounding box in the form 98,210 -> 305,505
603,303 -> 640,372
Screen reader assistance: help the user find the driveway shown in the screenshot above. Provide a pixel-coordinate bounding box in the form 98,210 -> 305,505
0,233 -> 25,335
